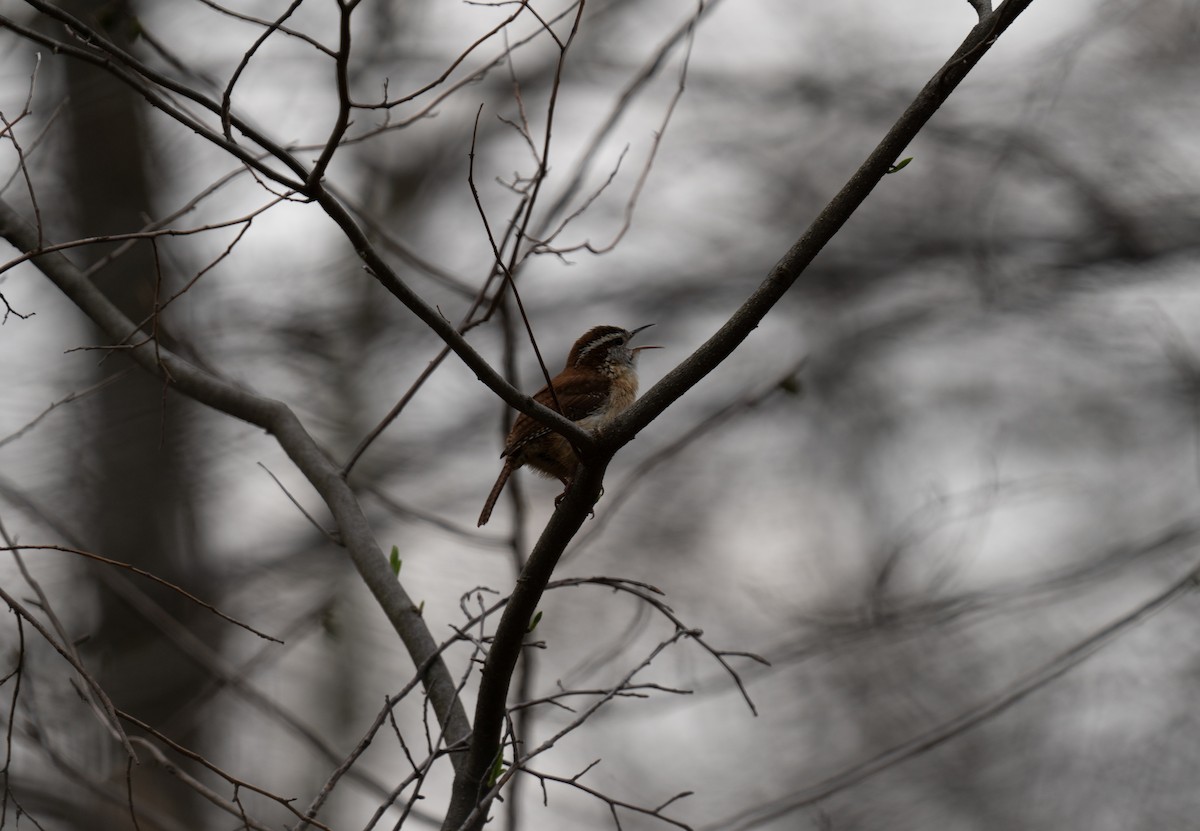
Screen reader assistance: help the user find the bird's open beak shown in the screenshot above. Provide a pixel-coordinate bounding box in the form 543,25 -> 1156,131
629,323 -> 662,353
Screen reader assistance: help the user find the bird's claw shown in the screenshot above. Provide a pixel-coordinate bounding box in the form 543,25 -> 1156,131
555,482 -> 598,519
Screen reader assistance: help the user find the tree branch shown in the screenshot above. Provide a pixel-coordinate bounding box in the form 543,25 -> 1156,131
441,460 -> 609,830
310,188 -> 595,452
0,197 -> 473,773
603,0 -> 1036,448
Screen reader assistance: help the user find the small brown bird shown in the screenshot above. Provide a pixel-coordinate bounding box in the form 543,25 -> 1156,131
477,324 -> 660,527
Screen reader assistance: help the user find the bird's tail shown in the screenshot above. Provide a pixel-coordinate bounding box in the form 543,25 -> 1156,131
477,463 -> 513,527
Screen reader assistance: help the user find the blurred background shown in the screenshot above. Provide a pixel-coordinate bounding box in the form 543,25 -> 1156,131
3,0 -> 1200,829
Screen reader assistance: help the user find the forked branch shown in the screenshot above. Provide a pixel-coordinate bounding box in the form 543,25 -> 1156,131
441,3 -> 1038,829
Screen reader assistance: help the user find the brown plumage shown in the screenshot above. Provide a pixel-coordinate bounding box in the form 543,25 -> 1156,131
477,325 -> 658,527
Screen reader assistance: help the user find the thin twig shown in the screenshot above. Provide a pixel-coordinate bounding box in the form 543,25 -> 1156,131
458,630 -> 694,831
521,764 -> 694,831
127,738 -> 281,831
0,583 -> 136,759
0,58 -> 44,246
0,199 -> 285,281
536,0 -> 723,236
467,104 -> 563,418
0,292 -> 34,324
370,1 -> 533,109
257,463 -> 341,545
192,0 -> 335,56
222,0 -> 307,140
2,544 -> 281,643
531,1 -> 700,256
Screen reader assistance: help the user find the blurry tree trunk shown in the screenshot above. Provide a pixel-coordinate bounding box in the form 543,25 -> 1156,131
58,0 -> 214,826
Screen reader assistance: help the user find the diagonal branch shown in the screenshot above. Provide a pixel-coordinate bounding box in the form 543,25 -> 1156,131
604,0 -> 1037,448
0,197 -> 473,773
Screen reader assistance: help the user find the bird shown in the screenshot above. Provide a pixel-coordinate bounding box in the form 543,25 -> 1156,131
477,324 -> 660,527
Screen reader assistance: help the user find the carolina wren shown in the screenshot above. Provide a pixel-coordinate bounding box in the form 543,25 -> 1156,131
477,324 -> 660,527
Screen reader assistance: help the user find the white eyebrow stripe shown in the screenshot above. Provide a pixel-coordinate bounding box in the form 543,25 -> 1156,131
577,331 -> 624,357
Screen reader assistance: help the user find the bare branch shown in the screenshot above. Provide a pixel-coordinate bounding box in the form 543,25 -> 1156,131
0,196 -> 473,774
509,682 -> 691,713
192,0 -> 336,57
605,0 -> 1037,446
711,559 -> 1200,831
0,291 -> 34,324
537,0 -> 722,234
122,708 -> 341,830
3,543 -> 280,642
549,576 -> 768,714
531,2 -> 699,257
521,763 -> 694,831
460,629 -> 695,831
0,583 -> 135,759
307,0 -> 354,188
345,3 -> 581,139
0,55 -> 44,246
0,198 -> 287,281
468,104 -> 565,417
221,0 -> 308,140
367,1 -> 534,109
257,463 -> 341,545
